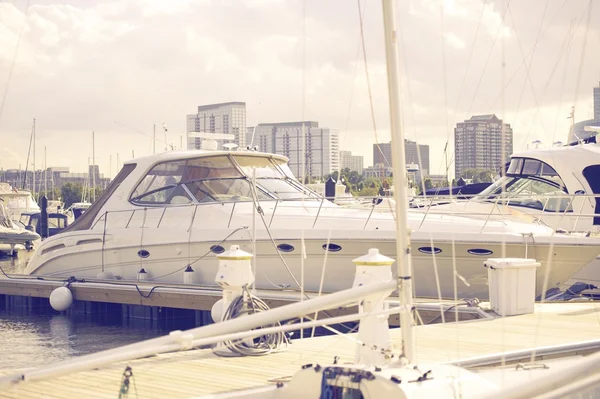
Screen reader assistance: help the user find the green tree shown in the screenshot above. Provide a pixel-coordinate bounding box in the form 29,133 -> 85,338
61,182 -> 84,208
424,178 -> 433,190
476,170 -> 493,183
358,186 -> 379,197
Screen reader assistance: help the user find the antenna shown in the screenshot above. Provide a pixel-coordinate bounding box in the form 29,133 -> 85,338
33,118 -> 36,199
92,131 -> 96,203
162,123 -> 168,151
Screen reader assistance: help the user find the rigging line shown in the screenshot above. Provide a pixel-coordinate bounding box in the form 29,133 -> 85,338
311,228 -> 332,338
357,0 -> 390,169
246,193 -> 354,332
301,0 -> 307,184
445,0 -> 571,172
114,121 -> 172,148
23,119 -> 34,189
338,0 -> 368,182
504,0 -> 551,136
552,19 -> 576,143
449,0 -> 488,133
484,0 -> 571,112
442,0 -> 488,179
465,0 -> 513,117
397,6 -> 426,196
572,0 -> 594,114
0,0 -> 31,124
438,1 -> 455,198
517,11 -> 584,149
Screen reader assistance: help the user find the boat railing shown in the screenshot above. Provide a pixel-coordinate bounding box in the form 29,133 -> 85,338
89,192 -> 600,235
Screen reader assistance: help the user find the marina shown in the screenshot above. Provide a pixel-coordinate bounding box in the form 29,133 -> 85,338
1,0 -> 600,397
1,298 -> 600,398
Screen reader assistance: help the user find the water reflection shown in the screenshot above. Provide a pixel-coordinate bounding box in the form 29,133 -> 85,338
0,250 -> 31,274
0,253 -> 183,370
0,311 -> 170,370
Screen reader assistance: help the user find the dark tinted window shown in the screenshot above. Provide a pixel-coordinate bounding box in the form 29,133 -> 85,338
522,159 -> 542,175
582,165 -> 600,225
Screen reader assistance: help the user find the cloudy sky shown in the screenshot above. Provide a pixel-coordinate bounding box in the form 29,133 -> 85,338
0,0 -> 598,179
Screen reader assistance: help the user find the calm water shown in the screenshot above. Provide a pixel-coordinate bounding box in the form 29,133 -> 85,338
0,251 -> 348,372
0,252 -> 183,371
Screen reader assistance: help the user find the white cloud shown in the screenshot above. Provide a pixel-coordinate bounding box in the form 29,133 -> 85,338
0,0 -> 597,178
445,32 -> 466,49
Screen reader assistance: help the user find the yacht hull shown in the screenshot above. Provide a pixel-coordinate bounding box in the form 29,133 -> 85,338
24,230 -> 598,299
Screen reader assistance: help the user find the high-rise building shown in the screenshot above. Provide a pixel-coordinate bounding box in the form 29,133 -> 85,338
454,114 -> 513,178
373,140 -> 430,176
248,121 -> 339,180
340,151 -> 364,174
405,140 -> 430,177
373,142 -> 392,167
186,102 -> 246,150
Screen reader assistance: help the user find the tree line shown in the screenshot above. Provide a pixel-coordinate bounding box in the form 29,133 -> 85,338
36,183 -> 104,208
324,167 -> 496,196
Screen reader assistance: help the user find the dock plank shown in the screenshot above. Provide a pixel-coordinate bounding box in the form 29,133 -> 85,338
1,302 -> 599,398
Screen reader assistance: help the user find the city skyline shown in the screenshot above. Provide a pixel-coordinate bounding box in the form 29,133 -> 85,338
0,1 -> 599,179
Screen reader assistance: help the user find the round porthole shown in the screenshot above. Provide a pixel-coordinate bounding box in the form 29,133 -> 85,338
468,248 -> 493,256
137,249 -> 150,258
210,245 -> 225,254
418,246 -> 442,255
277,243 -> 295,253
322,243 -> 342,252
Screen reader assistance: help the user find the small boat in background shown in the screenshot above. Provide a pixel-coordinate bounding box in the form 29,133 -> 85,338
0,183 -> 40,222
0,199 -> 40,256
63,202 -> 91,224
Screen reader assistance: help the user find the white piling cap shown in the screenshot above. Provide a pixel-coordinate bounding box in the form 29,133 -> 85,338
217,245 -> 253,260
352,248 -> 394,266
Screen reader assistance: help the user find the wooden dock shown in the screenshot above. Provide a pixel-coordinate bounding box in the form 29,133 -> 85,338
0,275 -> 487,327
1,301 -> 599,399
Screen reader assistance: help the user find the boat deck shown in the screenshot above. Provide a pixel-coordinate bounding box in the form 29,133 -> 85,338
1,301 -> 599,399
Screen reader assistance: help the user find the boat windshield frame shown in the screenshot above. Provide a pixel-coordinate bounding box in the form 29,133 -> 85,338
129,154 -> 321,206
473,157 -> 572,212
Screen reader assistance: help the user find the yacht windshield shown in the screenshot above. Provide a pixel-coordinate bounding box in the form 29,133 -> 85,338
474,157 -> 572,212
131,154 -> 319,205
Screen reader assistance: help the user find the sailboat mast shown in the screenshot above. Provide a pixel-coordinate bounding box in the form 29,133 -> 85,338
32,118 -> 36,198
381,0 -> 415,362
153,124 -> 156,154
92,131 -> 96,202
44,146 -> 48,196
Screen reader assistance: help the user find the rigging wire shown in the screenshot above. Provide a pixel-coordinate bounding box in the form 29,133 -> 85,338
516,3 -> 589,149
552,19 -> 576,143
571,0 -> 594,118
0,0 -> 31,124
356,0 -> 390,169
504,0 -> 551,139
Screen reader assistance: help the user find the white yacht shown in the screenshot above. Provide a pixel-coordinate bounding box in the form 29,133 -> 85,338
0,199 -> 40,255
24,149 -> 600,298
0,183 -> 40,222
414,140 -> 600,234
